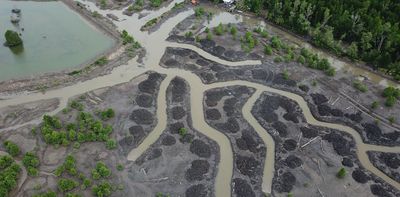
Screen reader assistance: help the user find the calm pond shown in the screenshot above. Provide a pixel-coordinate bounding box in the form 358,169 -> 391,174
0,1 -> 114,81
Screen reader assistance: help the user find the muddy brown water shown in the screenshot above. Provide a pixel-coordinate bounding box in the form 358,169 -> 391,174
1,1 -> 399,196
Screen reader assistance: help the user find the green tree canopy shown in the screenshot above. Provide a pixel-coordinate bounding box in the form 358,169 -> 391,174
4,30 -> 23,47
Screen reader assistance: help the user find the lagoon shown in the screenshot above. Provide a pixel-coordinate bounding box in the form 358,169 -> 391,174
0,1 -> 114,81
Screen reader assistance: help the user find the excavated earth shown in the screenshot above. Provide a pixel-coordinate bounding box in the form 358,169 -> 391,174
252,93 -> 400,196
204,86 -> 266,197
1,1 -> 400,197
128,76 -> 219,196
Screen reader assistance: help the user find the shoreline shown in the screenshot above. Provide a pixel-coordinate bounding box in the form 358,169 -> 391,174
0,0 -> 127,97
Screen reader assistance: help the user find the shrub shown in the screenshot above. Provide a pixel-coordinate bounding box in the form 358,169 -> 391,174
389,116 -> 395,124
270,36 -> 282,49
282,70 -> 289,80
260,30 -> 269,38
100,0 -> 106,8
0,155 -> 21,196
117,164 -> 124,171
33,191 -> 57,197
353,80 -> 368,92
274,56 -> 283,63
325,67 -> 336,76
206,32 -> 213,40
142,18 -> 158,29
254,27 -> 268,38
82,179 -> 91,190
94,57 -> 108,66
241,31 -> 257,52
121,30 -> 134,45
382,86 -> 400,98
92,162 -> 111,179
106,139 -> 117,150
4,30 -> 23,47
311,80 -> 317,86
73,142 -> 80,149
185,31 -> 193,38
371,101 -> 379,109
297,55 -> 305,64
230,26 -> 237,36
264,45 -> 272,55
4,141 -> 20,157
70,100 -> 84,111
150,0 -> 162,7
99,108 -> 115,120
22,152 -> 39,168
92,11 -> 100,18
27,166 -> 39,176
156,192 -> 171,197
317,58 -> 330,70
58,178 -> 78,192
172,2 -> 184,10
336,167 -> 346,178
65,193 -> 81,197
22,152 -> 40,176
92,181 -> 112,197
385,96 -> 396,107
178,128 -> 187,137
54,165 -> 65,177
214,23 -> 224,36
194,7 -> 205,17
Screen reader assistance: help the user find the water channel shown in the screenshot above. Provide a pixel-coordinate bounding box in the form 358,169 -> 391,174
0,0 -> 399,196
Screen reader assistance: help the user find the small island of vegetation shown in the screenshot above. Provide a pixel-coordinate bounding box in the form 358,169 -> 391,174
4,30 -> 23,47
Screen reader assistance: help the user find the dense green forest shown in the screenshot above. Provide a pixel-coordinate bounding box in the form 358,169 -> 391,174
240,0 -> 400,80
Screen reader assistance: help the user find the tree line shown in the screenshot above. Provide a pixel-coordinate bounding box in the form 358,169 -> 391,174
241,0 -> 400,80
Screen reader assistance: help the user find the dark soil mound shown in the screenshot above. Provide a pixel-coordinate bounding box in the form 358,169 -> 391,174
171,106 -> 186,120
185,160 -> 210,182
135,94 -> 153,108
205,109 -> 222,120
190,140 -> 211,158
283,139 -> 297,151
185,184 -> 208,197
233,178 -> 255,197
352,169 -> 369,183
130,109 -> 154,125
285,155 -> 303,169
300,127 -> 318,138
236,155 -> 260,178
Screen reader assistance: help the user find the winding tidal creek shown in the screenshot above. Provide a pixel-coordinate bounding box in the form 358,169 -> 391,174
0,0 -> 399,196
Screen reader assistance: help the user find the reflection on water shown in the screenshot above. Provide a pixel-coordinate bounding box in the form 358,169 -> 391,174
8,45 -> 24,55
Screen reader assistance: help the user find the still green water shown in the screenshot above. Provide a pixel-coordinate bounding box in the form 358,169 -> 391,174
0,1 -> 114,81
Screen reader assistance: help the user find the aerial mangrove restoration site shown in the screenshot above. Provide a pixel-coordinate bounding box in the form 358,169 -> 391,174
0,0 -> 399,197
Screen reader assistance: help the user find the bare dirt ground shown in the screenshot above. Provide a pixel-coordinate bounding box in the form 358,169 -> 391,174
0,72 -> 162,196
0,99 -> 58,130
